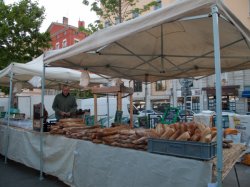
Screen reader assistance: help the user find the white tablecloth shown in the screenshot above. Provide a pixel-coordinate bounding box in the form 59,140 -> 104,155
0,125 -> 213,187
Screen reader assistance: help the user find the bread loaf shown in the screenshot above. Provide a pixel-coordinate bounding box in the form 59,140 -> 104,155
200,127 -> 211,142
169,129 -> 181,140
190,133 -> 201,141
197,122 -> 206,132
155,124 -> 165,135
160,127 -> 175,139
60,118 -> 83,122
176,131 -> 190,141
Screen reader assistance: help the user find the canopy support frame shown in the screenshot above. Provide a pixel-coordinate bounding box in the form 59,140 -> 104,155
212,5 -> 223,187
39,63 -> 45,180
4,71 -> 13,163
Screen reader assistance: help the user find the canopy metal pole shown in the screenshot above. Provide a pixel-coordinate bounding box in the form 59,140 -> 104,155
39,64 -> 45,180
212,5 -> 223,187
4,71 -> 13,163
29,96 -> 32,119
145,74 -> 150,110
107,94 -> 110,127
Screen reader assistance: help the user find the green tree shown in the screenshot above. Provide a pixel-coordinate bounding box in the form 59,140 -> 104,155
0,0 -> 51,70
82,0 -> 158,34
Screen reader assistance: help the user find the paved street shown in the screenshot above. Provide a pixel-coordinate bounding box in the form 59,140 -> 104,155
1,154 -> 250,187
0,155 -> 68,187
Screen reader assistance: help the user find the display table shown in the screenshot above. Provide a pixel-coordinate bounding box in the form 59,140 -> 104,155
0,125 -> 76,185
0,124 -> 246,187
0,118 -> 32,129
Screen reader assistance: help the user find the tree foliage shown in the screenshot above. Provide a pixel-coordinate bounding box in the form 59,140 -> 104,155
0,0 -> 51,70
82,0 -> 157,33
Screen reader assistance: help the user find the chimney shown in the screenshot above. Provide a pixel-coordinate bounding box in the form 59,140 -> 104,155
78,20 -> 85,28
63,17 -> 68,25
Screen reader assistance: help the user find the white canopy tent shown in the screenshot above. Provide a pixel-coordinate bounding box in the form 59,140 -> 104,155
0,54 -> 108,89
44,0 -> 249,82
43,0 -> 250,186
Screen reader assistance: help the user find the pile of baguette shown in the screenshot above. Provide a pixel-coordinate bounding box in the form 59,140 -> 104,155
51,123 -> 161,150
155,122 -> 217,143
50,118 -> 85,134
49,118 -> 159,150
66,125 -> 151,150
49,119 -> 238,150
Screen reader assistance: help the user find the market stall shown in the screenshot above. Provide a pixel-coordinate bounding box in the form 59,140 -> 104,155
43,1 -> 250,185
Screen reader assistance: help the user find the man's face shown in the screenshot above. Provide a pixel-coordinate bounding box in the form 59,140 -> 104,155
62,86 -> 70,96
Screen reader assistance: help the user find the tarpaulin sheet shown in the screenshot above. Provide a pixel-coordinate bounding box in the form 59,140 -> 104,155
73,140 -> 213,187
0,125 -> 77,185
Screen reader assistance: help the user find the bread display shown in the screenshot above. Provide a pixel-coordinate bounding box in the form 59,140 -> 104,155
49,118 -> 237,151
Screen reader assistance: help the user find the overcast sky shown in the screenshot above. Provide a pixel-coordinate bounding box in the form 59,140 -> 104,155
5,0 -> 98,32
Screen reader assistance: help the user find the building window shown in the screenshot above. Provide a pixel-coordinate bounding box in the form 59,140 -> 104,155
134,81 -> 142,92
156,80 -> 166,91
154,0 -> 162,10
62,39 -> 67,48
55,42 -> 60,49
74,39 -> 79,44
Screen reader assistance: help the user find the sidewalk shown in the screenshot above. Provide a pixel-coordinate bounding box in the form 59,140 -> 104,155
0,155 -> 68,187
1,154 -> 250,187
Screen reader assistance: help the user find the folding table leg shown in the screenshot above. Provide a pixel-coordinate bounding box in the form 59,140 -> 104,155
234,165 -> 240,187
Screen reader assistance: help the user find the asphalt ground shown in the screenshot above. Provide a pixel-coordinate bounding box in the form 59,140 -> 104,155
0,155 -> 68,187
1,154 -> 250,187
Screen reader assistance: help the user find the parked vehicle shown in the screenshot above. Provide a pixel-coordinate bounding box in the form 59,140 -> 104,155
47,113 -> 57,123
98,116 -> 138,127
178,109 -> 196,122
138,109 -> 157,117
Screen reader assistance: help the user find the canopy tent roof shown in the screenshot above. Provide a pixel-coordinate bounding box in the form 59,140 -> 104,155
0,55 -> 109,89
44,0 -> 250,83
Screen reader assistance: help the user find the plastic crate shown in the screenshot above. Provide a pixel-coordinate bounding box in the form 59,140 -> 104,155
148,138 -> 217,160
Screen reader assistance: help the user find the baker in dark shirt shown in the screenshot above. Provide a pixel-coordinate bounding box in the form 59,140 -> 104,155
52,85 -> 77,120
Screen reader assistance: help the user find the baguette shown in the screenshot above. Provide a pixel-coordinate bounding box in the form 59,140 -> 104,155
204,134 -> 212,143
197,122 -> 206,132
160,127 -> 175,139
169,129 -> 181,140
176,131 -> 190,141
190,133 -> 201,141
200,127 -> 211,142
60,118 -> 83,122
155,123 -> 165,135
180,123 -> 187,134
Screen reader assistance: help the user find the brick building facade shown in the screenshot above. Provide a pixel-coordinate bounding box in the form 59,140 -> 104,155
47,17 -> 87,50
